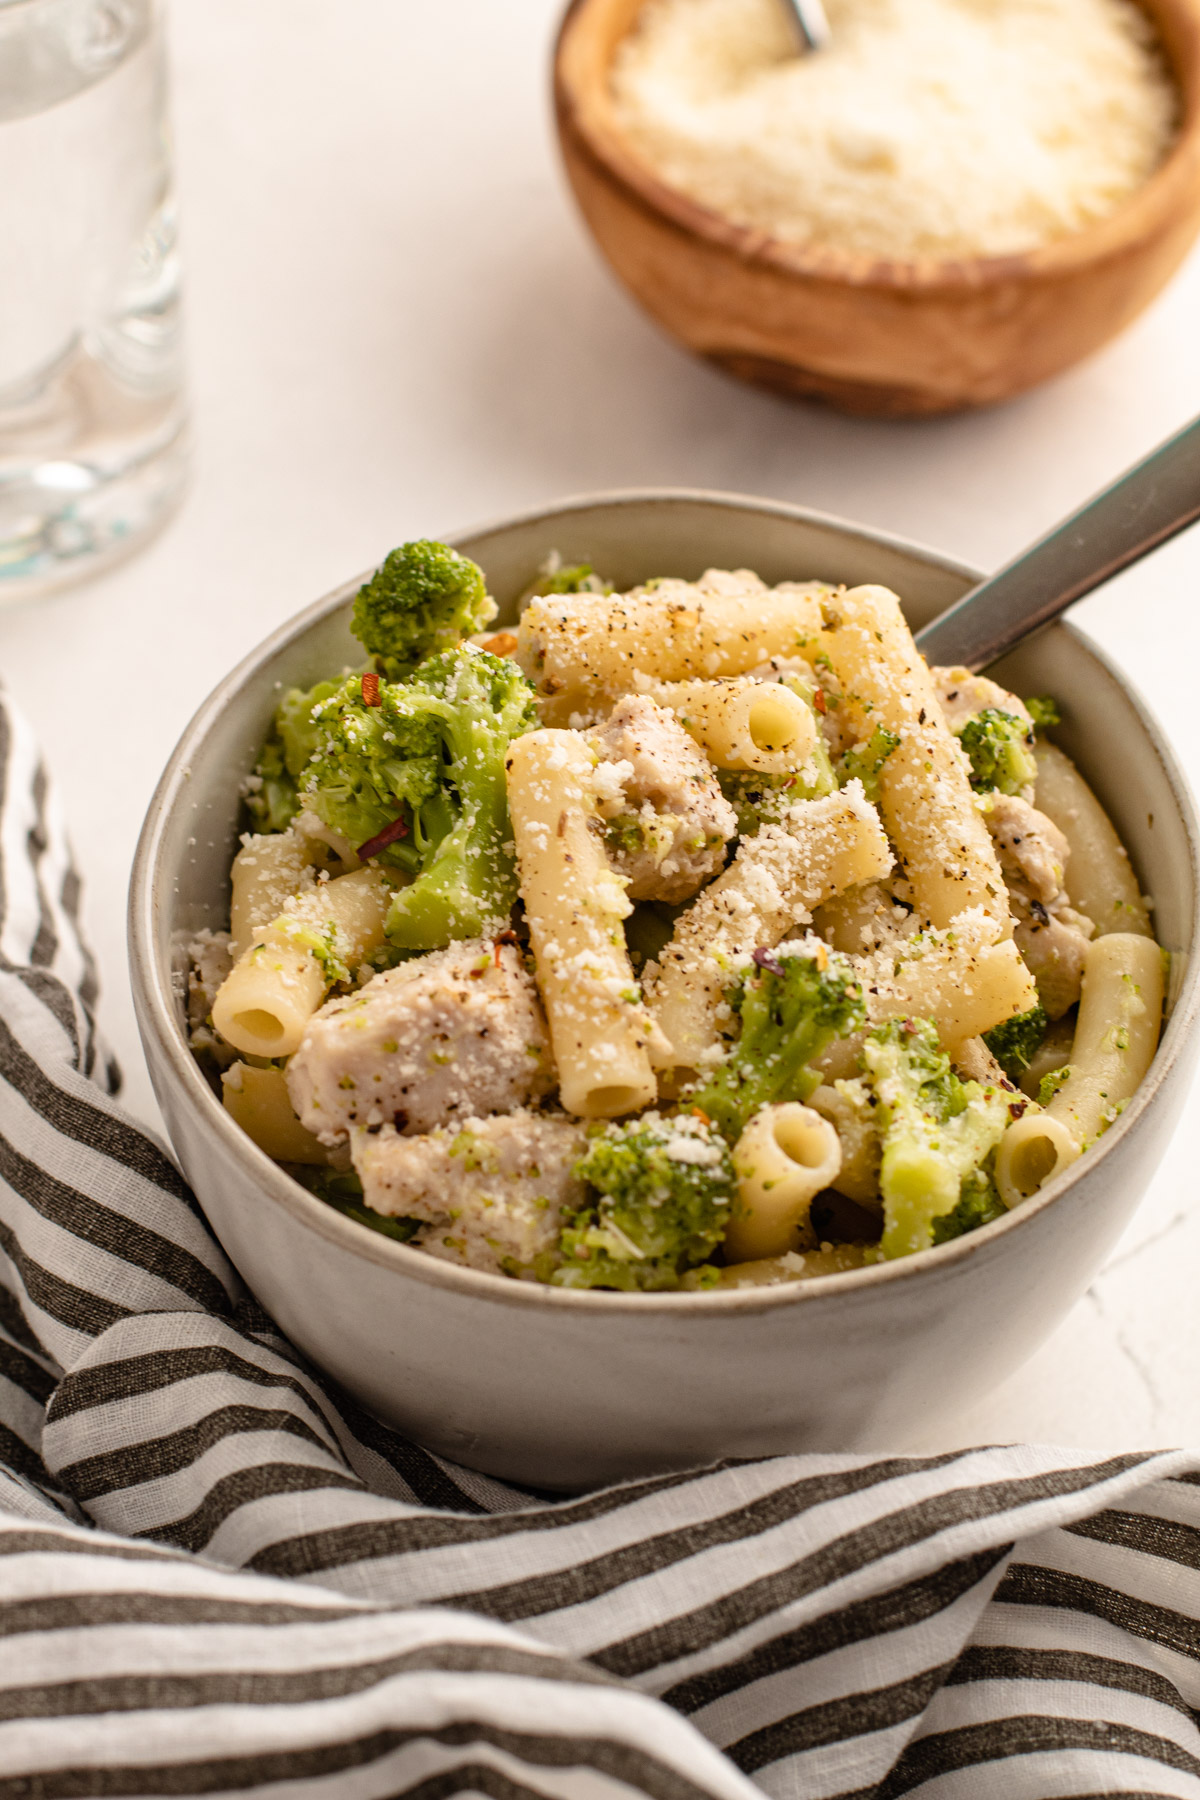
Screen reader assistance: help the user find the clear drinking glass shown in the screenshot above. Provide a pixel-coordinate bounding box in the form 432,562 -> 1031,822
0,0 -> 187,598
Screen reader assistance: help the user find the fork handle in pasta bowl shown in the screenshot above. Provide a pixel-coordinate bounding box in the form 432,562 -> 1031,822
915,411 -> 1200,673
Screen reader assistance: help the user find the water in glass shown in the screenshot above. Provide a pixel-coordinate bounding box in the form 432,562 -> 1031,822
0,0 -> 187,597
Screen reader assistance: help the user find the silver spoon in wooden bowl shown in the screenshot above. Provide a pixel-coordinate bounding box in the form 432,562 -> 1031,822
780,0 -> 831,52
916,412 -> 1200,671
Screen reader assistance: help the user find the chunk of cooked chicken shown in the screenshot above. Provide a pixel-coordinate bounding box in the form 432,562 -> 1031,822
352,1110 -> 586,1277
589,695 -> 735,904
184,928 -> 236,1068
286,940 -> 553,1144
1012,900 -> 1095,1022
932,668 -> 1033,735
984,794 -> 1094,1018
186,929 -> 233,1033
986,794 -> 1069,907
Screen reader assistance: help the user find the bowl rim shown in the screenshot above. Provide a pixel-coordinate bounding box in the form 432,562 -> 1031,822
130,486 -> 1200,1317
553,0 -> 1200,293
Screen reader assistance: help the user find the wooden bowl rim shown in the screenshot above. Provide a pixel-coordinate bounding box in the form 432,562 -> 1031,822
555,0 -> 1200,292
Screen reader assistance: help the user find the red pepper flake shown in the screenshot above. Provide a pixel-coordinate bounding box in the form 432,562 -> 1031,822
361,672 -> 381,707
492,928 -> 519,968
813,687 -> 828,715
691,1106 -> 712,1127
358,815 -> 408,860
752,947 -> 785,978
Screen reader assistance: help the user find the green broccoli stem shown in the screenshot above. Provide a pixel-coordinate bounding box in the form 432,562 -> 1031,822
386,766 -> 514,948
878,1144 -> 960,1257
384,651 -> 536,949
862,1020 -> 1012,1261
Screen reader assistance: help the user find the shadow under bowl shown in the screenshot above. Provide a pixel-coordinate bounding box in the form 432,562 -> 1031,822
130,492 -> 1200,1490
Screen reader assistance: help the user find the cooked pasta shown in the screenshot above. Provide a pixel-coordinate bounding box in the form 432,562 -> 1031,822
865,911 -> 1039,1044
1041,933 -> 1165,1149
808,1082 -> 880,1206
506,729 -> 663,1118
651,678 -> 820,775
726,1104 -> 842,1261
212,865 -> 393,1059
646,784 -> 893,1069
221,1063 -> 329,1166
518,570 -> 828,725
815,586 -> 1011,933
1033,740 -> 1153,938
193,539 -> 1166,1294
994,1111 -> 1081,1209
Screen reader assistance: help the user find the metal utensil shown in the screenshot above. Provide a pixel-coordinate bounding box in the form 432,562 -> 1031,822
915,412 -> 1200,672
780,0 -> 831,52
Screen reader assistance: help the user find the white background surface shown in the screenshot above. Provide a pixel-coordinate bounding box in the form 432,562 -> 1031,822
0,0 -> 1197,1453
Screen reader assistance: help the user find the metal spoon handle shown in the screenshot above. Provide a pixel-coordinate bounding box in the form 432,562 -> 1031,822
781,0 -> 831,52
915,412 -> 1200,673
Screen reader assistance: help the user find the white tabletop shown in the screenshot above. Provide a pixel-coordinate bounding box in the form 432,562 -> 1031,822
1,0 -> 1197,1455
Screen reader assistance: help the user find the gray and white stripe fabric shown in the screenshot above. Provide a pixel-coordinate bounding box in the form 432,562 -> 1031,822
0,686 -> 1198,1800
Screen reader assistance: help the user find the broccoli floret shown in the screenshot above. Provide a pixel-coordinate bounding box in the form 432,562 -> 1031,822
294,673 -> 446,866
282,648 -> 538,945
688,944 -> 867,1142
718,763 -> 837,837
351,540 -> 497,679
956,708 -> 1038,795
1026,695 -> 1062,734
931,1174 -> 1006,1245
245,678 -> 344,835
292,1167 -> 422,1243
384,647 -> 539,949
719,772 -> 805,837
277,679 -> 342,775
1038,1064 -> 1072,1107
860,1018 -> 1012,1260
983,1004 -> 1048,1081
836,725 -> 900,803
515,555 -> 612,611
554,1112 -> 734,1291
244,732 -> 300,833
542,561 -> 611,595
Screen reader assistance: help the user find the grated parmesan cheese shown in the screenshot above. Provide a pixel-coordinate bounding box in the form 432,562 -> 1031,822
611,0 -> 1178,260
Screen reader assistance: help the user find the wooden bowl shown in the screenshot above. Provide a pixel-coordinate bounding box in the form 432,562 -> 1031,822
554,0 -> 1200,416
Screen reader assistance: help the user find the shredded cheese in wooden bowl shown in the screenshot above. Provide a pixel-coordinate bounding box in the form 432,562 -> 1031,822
610,0 -> 1179,262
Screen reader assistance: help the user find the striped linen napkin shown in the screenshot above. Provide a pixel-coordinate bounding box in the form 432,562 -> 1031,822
1,686 -> 1198,1800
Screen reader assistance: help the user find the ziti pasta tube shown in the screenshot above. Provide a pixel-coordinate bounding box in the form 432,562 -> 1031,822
815,586 -> 1010,933
221,1064 -> 329,1166
651,678 -> 820,776
726,1103 -> 842,1263
212,865 -> 393,1060
518,572 -> 828,725
1033,741 -> 1153,939
1041,932 -> 1165,1150
506,729 -> 664,1118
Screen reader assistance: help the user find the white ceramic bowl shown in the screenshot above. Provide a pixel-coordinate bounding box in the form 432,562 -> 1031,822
130,493 -> 1200,1490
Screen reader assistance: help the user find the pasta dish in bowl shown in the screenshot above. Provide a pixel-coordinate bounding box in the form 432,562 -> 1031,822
131,493 -> 1200,1487
193,548 -> 1164,1288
